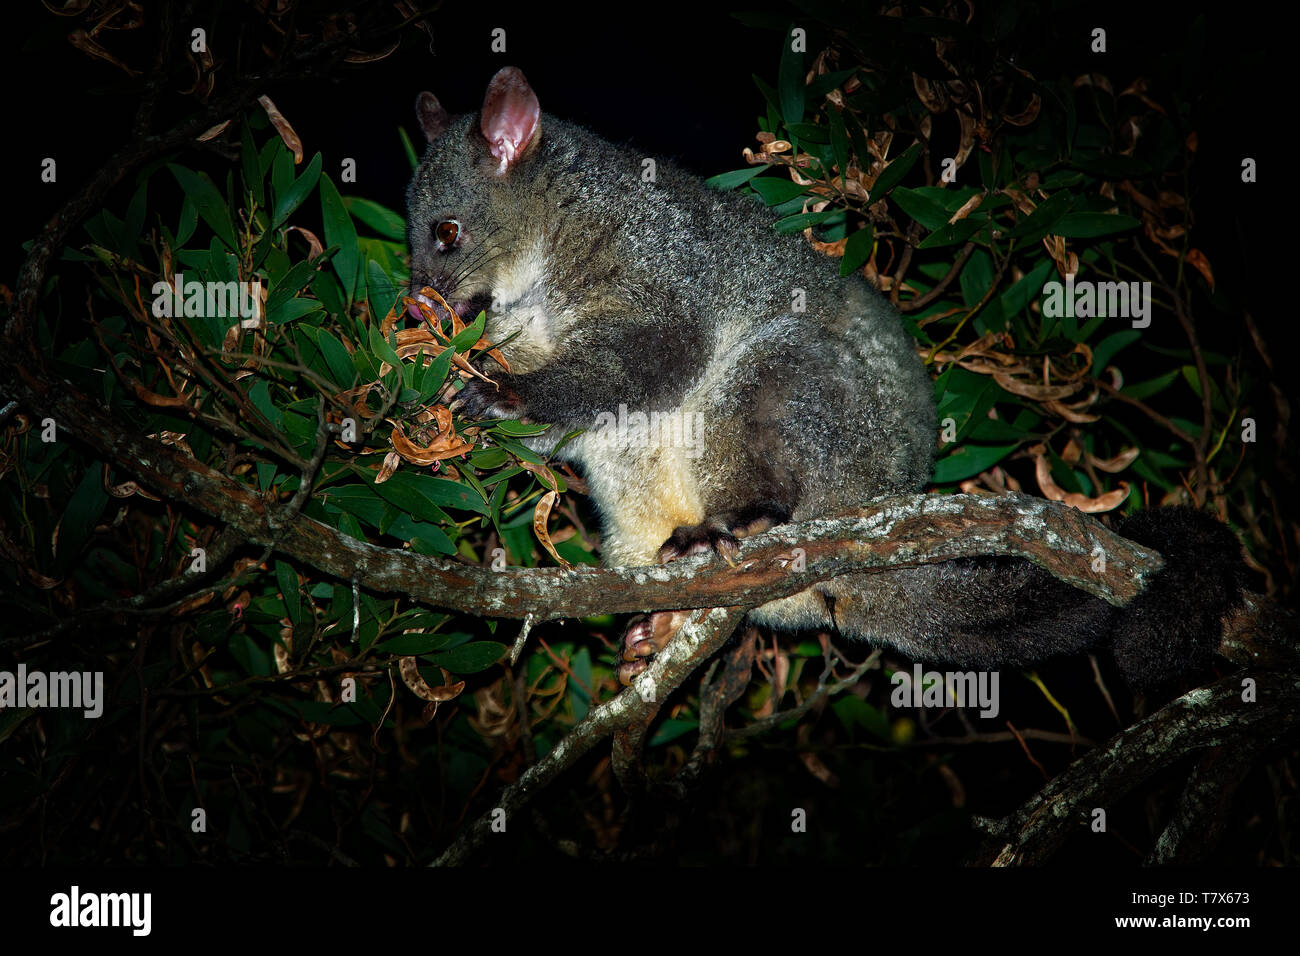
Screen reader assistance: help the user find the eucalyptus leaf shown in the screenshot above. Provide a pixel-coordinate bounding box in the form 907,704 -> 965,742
168,165 -> 238,251
705,165 -> 769,190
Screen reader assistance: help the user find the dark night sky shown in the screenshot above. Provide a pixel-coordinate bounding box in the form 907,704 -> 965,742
2,0 -> 1276,343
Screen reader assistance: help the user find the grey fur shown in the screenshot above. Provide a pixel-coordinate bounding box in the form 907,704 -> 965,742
406,68 -> 1246,690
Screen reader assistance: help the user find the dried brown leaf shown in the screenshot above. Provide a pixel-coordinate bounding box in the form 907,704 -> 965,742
1089,447 -> 1141,473
197,120 -> 232,142
259,94 -> 303,164
533,489 -> 571,568
286,226 -> 324,259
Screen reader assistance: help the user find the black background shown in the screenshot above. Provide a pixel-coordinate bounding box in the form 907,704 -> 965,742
2,0 -> 1278,340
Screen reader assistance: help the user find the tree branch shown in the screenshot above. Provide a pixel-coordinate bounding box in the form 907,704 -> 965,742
431,605 -> 750,866
974,672 -> 1300,865
0,350 -> 1172,623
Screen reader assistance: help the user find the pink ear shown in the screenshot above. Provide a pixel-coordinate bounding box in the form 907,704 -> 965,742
480,66 -> 540,173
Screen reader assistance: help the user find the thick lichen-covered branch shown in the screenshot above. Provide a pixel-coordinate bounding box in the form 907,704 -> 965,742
0,350 -> 1168,628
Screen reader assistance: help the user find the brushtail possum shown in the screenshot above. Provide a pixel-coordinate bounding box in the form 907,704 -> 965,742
405,66 -> 1249,691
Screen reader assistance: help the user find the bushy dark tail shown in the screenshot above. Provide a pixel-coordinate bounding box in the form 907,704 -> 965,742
1107,507 -> 1251,690
799,506 -> 1250,692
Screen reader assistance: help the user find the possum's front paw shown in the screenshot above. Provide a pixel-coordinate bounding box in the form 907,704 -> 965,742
616,610 -> 692,685
656,522 -> 741,566
452,376 -> 525,420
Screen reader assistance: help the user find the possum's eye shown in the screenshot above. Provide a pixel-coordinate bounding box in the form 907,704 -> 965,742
433,219 -> 461,250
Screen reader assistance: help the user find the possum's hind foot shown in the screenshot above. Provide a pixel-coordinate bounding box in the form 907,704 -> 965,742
616,609 -> 692,684
617,503 -> 792,685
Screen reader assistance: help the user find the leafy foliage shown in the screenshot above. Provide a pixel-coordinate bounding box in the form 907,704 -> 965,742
711,7 -> 1264,527
1,108 -> 604,863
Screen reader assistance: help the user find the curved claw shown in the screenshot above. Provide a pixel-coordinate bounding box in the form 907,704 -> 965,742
616,609 -> 692,684
656,523 -> 741,566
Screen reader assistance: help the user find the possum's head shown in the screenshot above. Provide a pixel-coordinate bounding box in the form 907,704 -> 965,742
406,67 -> 562,371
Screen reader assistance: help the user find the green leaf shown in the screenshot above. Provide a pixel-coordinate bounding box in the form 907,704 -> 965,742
807,67 -> 859,100
425,641 -> 507,674
831,696 -> 893,743
1091,330 -> 1142,373
270,142 -> 294,208
492,419 -> 551,437
649,718 -> 699,747
229,632 -> 272,676
271,151 -> 322,228
705,165 -> 769,190
240,120 -> 264,210
319,173 -> 359,301
353,345 -> 382,383
1010,190 -> 1072,242
1052,212 -> 1141,238
368,322 -> 401,368
175,196 -> 198,246
268,295 -> 320,325
449,310 -> 486,352
752,72 -> 781,118
55,464 -> 110,572
750,177 -> 809,205
916,218 -> 984,249
408,531 -> 459,557
322,485 -> 390,529
123,180 -> 148,258
786,122 -> 829,144
373,470 -> 488,517
366,260 -> 399,321
247,379 -> 283,431
889,186 -> 949,230
374,633 -> 460,655
399,125 -> 419,171
266,258 -> 320,315
311,270 -> 347,316
845,113 -> 872,180
415,346 -> 453,403
778,26 -> 806,126
383,509 -> 458,555
568,645 -> 594,720
932,442 -> 1019,483
827,107 -> 850,179
289,700 -> 365,726
470,447 -> 510,470
168,164 -> 238,251
869,142 -> 923,200
346,197 -> 406,240
840,225 -> 874,276
1121,369 -> 1180,401
773,210 -> 840,235
1000,259 -> 1053,317
315,329 -> 357,388
492,433 -> 546,465
276,560 -> 301,627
